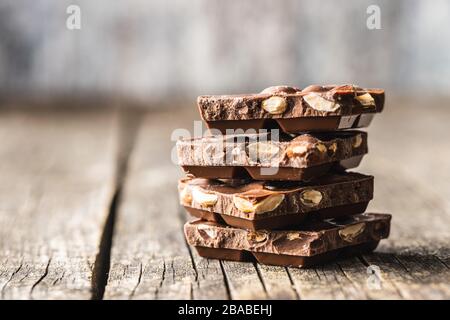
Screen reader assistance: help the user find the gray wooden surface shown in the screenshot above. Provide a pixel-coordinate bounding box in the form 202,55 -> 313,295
1,97 -> 449,299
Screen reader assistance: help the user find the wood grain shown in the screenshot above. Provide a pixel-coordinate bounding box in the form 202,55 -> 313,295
0,108 -> 118,299
104,109 -> 231,299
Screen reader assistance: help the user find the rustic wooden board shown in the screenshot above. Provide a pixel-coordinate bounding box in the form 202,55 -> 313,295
0,108 -> 118,299
104,109 -> 230,299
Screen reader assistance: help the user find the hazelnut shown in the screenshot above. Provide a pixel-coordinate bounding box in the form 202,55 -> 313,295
353,134 -> 363,148
261,96 -> 288,114
197,224 -> 218,239
247,142 -> 280,162
286,232 -> 301,241
300,189 -> 323,207
303,92 -> 340,112
328,142 -> 337,155
247,231 -> 268,243
233,194 -> 285,214
338,223 -> 366,242
192,187 -> 218,207
180,186 -> 192,206
315,143 -> 327,153
356,93 -> 375,108
286,143 -> 308,158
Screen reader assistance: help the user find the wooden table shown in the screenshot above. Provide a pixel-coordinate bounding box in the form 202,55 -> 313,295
1,97 -> 449,300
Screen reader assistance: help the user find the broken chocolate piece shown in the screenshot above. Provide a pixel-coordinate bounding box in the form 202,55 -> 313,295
184,213 -> 391,267
197,84 -> 384,133
177,131 -> 367,181
179,172 -> 373,230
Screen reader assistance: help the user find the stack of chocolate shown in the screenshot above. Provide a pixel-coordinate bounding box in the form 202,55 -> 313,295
177,85 -> 391,267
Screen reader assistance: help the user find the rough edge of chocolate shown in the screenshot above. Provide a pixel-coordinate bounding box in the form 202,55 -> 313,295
198,85 -> 385,121
178,172 -> 373,219
184,213 -> 391,257
176,131 -> 367,168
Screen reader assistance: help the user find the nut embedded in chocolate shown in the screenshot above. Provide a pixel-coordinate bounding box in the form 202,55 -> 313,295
261,96 -> 288,114
356,93 -> 376,108
184,213 -> 392,267
247,141 -> 280,163
315,142 -> 327,153
192,187 -> 218,207
353,134 -> 363,148
177,131 -> 368,181
196,84 -> 385,133
232,194 -> 285,214
247,231 -> 268,244
303,92 -> 341,112
338,223 -> 366,242
300,189 -> 323,207
180,186 -> 192,206
179,172 -> 374,230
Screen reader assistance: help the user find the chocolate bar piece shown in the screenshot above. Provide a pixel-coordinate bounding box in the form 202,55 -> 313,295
184,213 -> 391,267
198,85 -> 384,133
177,131 -> 367,181
179,172 -> 373,230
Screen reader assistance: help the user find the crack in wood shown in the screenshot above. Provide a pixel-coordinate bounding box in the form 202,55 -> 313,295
30,257 -> 52,299
177,207 -> 199,283
254,264 -> 268,297
336,261 -> 369,299
154,259 -> 166,299
284,268 -> 301,300
436,256 -> 450,270
90,109 -> 143,300
393,256 -> 410,273
1,261 -> 23,299
219,261 -> 232,300
51,270 -> 65,286
128,262 -> 143,299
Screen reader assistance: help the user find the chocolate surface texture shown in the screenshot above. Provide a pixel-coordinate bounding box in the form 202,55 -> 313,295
179,172 -> 373,228
184,213 -> 391,258
177,131 -> 367,168
198,84 -> 384,121
198,85 -> 384,133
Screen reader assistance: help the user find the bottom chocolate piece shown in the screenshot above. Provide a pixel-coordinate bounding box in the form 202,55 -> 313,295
184,213 -> 391,268
195,241 -> 379,268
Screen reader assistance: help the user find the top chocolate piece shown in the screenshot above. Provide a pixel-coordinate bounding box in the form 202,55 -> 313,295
198,84 -> 385,133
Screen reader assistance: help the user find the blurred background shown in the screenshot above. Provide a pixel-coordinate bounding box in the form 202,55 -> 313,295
1,0 -> 450,104
0,0 -> 450,301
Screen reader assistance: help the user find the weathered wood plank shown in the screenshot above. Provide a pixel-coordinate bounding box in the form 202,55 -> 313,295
220,261 -> 267,299
104,108 -> 229,300
256,265 -> 299,300
0,109 -> 118,299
